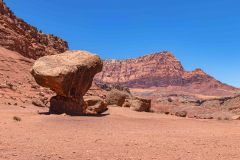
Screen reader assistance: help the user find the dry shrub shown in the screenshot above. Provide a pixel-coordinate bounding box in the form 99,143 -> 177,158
13,116 -> 21,122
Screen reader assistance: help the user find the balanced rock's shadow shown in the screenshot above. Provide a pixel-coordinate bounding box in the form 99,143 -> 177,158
38,111 -> 110,117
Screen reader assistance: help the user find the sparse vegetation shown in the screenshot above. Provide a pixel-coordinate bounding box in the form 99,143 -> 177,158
13,116 -> 21,122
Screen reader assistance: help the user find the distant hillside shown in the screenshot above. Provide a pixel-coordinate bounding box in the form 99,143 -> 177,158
95,51 -> 239,96
0,0 -> 68,59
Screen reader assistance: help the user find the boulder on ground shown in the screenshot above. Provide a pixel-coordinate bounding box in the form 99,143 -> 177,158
175,111 -> 187,117
31,50 -> 103,115
129,97 -> 151,112
84,96 -> 108,115
106,89 -> 131,106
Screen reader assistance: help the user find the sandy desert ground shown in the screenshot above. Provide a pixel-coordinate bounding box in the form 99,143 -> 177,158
1,104 -> 240,160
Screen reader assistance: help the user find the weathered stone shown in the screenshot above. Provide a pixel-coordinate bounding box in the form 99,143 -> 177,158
31,51 -> 103,97
84,96 -> 108,115
106,89 -> 130,107
175,111 -> 187,117
232,115 -> 240,120
122,100 -> 131,108
50,96 -> 86,115
32,98 -> 46,108
31,50 -> 103,115
129,97 -> 151,112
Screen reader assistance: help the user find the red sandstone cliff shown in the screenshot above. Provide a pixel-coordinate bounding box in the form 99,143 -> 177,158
0,0 -> 68,59
95,51 -> 239,96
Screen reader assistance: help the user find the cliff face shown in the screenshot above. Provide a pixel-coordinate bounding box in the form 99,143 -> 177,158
95,51 -> 238,95
0,0 -> 68,59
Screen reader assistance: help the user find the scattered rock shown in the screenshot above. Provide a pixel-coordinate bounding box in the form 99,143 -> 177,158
84,96 -> 108,115
31,50 -> 103,115
175,111 -> 187,117
232,115 -> 240,120
20,105 -> 26,109
32,98 -> 46,108
129,97 -> 151,112
31,84 -> 40,89
0,82 -> 17,91
38,92 -> 45,97
122,100 -> 131,108
106,89 -> 130,106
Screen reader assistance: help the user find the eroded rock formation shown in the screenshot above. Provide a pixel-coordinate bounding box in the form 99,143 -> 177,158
0,0 -> 68,59
95,51 -> 238,96
31,51 -> 103,115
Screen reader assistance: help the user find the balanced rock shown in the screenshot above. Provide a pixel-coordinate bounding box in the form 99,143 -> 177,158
31,50 -> 103,115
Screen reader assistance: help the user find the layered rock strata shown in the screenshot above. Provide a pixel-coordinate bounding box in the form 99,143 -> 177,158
0,0 -> 68,59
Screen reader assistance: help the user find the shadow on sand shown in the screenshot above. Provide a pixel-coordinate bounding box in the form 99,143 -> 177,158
38,112 -> 110,117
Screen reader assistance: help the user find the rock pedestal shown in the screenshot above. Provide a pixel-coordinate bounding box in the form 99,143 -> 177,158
50,96 -> 86,115
31,50 -> 103,115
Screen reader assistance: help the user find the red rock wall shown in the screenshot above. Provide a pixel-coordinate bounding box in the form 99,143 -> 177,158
95,52 -> 237,92
0,0 -> 68,59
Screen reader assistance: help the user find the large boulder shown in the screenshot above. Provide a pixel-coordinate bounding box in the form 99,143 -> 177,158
129,97 -> 151,112
31,50 -> 103,115
84,96 -> 108,115
105,89 -> 131,106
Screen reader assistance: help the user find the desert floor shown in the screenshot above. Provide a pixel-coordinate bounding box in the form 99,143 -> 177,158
1,105 -> 240,160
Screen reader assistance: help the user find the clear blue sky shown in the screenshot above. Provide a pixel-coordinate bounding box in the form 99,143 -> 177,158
4,0 -> 240,87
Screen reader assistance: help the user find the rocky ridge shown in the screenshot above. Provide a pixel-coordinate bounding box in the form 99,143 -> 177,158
95,51 -> 239,96
0,0 -> 68,59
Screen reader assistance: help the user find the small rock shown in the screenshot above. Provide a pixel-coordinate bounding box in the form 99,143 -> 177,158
122,101 -> 131,108
32,98 -> 46,107
20,105 -> 26,108
38,92 -> 45,97
175,111 -> 187,117
31,84 -> 40,89
232,115 -> 240,120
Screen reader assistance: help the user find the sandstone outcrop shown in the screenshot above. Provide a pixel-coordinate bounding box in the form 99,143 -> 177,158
0,46 -> 54,109
0,0 -> 68,59
31,50 -> 103,115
